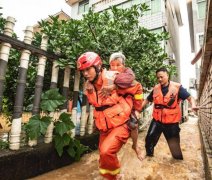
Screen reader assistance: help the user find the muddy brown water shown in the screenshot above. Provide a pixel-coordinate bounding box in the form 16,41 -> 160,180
31,117 -> 205,180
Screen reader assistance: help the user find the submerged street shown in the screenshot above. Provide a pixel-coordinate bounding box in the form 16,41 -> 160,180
32,116 -> 205,180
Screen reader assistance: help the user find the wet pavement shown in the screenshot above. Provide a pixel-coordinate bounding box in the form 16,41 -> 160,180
31,116 -> 205,180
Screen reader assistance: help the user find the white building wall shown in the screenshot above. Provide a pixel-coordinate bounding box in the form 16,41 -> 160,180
139,11 -> 165,29
71,0 -> 127,19
71,3 -> 82,19
92,0 -> 127,12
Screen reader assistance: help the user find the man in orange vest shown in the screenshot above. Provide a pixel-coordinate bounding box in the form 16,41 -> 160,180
142,67 -> 198,160
77,52 -> 133,180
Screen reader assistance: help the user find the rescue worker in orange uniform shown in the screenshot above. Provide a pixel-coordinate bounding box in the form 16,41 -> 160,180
101,52 -> 144,161
142,67 -> 199,160
77,52 -> 134,180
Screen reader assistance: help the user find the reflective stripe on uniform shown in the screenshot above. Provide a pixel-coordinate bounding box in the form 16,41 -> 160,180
134,93 -> 143,100
99,168 -> 120,175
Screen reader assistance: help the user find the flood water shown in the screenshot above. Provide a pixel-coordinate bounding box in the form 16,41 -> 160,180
32,117 -> 205,180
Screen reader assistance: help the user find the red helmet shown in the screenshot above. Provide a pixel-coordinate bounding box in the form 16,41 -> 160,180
77,52 -> 102,71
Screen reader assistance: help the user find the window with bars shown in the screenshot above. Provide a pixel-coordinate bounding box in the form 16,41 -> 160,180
122,1 -> 132,9
141,0 -> 161,15
150,27 -> 163,33
132,0 -> 141,5
197,0 -> 206,19
78,0 -> 89,14
151,0 -> 161,14
115,0 -> 161,14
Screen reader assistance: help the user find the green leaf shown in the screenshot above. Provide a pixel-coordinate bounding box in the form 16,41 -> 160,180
67,142 -> 76,158
54,121 -> 70,136
40,116 -> 52,134
59,112 -> 75,128
53,116 -> 88,160
25,115 -> 51,140
0,140 -> 9,150
54,134 -> 71,157
73,139 -> 89,161
41,89 -> 66,112
54,113 -> 75,136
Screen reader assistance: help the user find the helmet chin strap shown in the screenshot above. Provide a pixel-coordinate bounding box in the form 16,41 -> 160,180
91,65 -> 101,84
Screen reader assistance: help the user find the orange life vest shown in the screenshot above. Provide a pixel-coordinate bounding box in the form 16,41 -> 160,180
152,81 -> 181,124
85,69 -> 133,132
117,80 -> 143,112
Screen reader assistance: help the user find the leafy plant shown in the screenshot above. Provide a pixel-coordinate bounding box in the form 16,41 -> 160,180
4,48 -> 21,112
0,140 -> 9,150
25,115 -> 51,140
0,9 -> 6,33
2,97 -> 12,124
25,89 -> 65,140
68,139 -> 89,161
25,89 -> 88,160
54,112 -> 88,160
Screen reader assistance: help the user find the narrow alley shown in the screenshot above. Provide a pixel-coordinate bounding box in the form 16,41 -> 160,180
32,116 -> 205,180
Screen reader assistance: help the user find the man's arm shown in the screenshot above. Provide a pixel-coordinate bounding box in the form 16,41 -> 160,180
178,86 -> 199,111
140,90 -> 153,111
187,96 -> 199,111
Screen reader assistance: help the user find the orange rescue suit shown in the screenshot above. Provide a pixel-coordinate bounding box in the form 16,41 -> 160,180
152,81 -> 181,124
85,70 -> 133,132
85,69 -> 133,179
